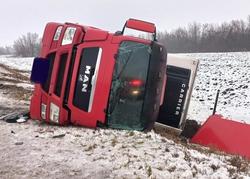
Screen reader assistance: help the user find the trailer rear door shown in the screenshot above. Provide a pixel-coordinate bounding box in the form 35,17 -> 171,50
157,55 -> 199,130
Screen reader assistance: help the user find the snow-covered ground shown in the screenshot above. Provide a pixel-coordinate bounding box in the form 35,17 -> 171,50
0,56 -> 32,115
1,120 -> 249,179
181,52 -> 250,123
0,55 -> 33,72
0,53 -> 250,178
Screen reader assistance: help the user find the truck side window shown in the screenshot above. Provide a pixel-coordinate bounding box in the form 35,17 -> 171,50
54,53 -> 68,97
42,52 -> 56,93
73,47 -> 101,111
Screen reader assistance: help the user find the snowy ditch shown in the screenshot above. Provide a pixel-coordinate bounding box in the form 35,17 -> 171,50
0,120 -> 249,178
0,53 -> 250,178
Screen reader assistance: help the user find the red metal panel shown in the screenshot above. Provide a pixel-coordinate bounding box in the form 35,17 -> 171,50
126,19 -> 156,33
40,23 -> 84,57
29,85 -> 42,120
84,28 -> 108,42
40,23 -> 62,57
191,115 -> 250,159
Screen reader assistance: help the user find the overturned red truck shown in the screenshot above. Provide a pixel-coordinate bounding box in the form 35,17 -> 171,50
30,19 -> 198,131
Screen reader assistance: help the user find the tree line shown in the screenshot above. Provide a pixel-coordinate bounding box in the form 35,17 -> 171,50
158,15 -> 250,53
1,16 -> 250,56
0,46 -> 13,55
0,32 -> 40,57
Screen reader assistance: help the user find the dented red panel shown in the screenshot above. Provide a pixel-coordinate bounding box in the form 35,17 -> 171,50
191,115 -> 250,159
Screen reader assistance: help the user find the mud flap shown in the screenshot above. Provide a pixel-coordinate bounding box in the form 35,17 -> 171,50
191,115 -> 250,159
156,55 -> 199,131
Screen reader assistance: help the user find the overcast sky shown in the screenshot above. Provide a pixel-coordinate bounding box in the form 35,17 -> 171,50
0,0 -> 249,46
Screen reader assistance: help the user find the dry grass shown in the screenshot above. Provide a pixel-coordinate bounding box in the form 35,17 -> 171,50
228,156 -> 250,173
0,77 -> 24,84
154,120 -> 250,172
111,137 -> 118,147
1,84 -> 32,101
0,64 -> 29,81
0,64 -> 32,101
84,144 -> 97,152
146,165 -> 152,177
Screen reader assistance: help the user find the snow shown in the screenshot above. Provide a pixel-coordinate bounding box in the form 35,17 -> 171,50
0,53 -> 250,178
0,120 -> 249,179
0,55 -> 33,71
177,52 -> 250,123
0,93 -> 28,108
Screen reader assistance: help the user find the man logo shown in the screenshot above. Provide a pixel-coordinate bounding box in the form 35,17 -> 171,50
79,65 -> 91,92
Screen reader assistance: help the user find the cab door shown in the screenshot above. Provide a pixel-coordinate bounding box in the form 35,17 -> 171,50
67,40 -> 117,127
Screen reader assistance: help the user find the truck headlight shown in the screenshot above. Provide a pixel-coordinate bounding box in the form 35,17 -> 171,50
131,90 -> 140,95
41,103 -> 46,120
50,103 -> 60,123
62,27 -> 76,45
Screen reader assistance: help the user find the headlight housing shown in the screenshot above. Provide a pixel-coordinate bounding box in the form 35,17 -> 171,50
50,103 -> 60,123
41,103 -> 46,120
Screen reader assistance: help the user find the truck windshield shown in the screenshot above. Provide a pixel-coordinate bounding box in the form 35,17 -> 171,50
107,41 -> 151,130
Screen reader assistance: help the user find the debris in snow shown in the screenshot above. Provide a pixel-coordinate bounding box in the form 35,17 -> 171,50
16,117 -> 28,123
15,142 -> 23,145
0,110 -> 29,123
181,120 -> 201,138
52,133 -> 66,138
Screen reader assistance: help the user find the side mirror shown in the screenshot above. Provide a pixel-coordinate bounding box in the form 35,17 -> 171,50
30,57 -> 50,84
122,19 -> 156,40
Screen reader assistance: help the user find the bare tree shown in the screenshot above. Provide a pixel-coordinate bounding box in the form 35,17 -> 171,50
188,22 -> 201,52
0,47 -> 6,55
13,33 -> 40,57
0,46 -> 13,55
158,15 -> 250,53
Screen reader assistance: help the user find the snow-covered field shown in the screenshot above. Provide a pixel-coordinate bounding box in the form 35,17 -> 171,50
182,52 -> 250,123
0,56 -> 33,72
0,53 -> 250,178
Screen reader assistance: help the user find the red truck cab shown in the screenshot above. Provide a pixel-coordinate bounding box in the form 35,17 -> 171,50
30,19 -> 167,131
